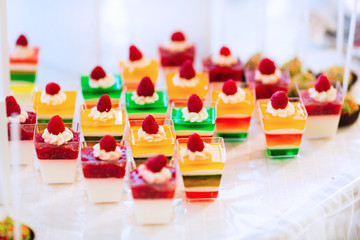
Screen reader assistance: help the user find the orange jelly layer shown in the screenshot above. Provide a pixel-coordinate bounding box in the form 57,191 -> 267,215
81,108 -> 125,135
216,117 -> 251,132
84,99 -> 121,109
258,101 -> 307,132
9,47 -> 40,64
33,91 -> 77,116
211,89 -> 254,117
129,125 -> 175,156
265,133 -> 303,147
166,72 -> 208,100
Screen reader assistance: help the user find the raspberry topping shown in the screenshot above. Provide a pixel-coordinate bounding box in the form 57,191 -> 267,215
171,31 -> 186,42
45,82 -> 61,95
99,135 -> 117,152
5,96 -> 21,117
90,66 -> 106,80
187,94 -> 203,113
222,79 -> 238,95
146,154 -> 167,173
142,115 -> 159,134
47,115 -> 65,135
129,45 -> 143,61
96,94 -> 112,112
179,60 -> 196,79
219,46 -> 231,56
270,91 -> 288,109
315,74 -> 331,92
136,76 -> 155,97
187,133 -> 205,152
258,58 -> 276,75
16,35 -> 28,47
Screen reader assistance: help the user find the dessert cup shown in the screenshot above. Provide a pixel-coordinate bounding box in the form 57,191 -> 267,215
0,217 -> 35,240
159,45 -> 195,69
202,57 -> 243,82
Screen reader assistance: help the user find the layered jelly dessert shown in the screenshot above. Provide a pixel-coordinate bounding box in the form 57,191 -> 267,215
257,91 -> 307,158
177,134 -> 226,200
33,82 -> 77,123
34,115 -> 80,183
9,35 -> 39,95
81,65 -> 122,107
299,75 -> 343,138
203,46 -> 243,82
128,115 -> 176,166
171,94 -> 216,138
81,135 -> 127,203
81,94 -> 125,142
6,96 -> 36,165
246,58 -> 290,99
125,76 -> 168,120
119,45 -> 159,91
211,80 -> 254,141
159,31 -> 195,70
165,60 -> 208,101
129,154 -> 176,224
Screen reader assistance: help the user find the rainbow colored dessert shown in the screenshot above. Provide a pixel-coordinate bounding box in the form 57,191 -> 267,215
257,91 -> 307,158
120,45 -> 159,91
128,115 -> 176,166
81,65 -> 122,107
166,60 -> 208,101
203,46 -> 243,82
33,82 -> 77,123
171,94 -> 216,138
129,155 -> 176,224
211,80 -> 254,141
125,76 -> 168,120
177,134 -> 226,200
246,58 -> 290,99
81,136 -> 127,203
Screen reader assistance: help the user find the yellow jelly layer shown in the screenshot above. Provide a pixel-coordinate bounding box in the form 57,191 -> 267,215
166,72 -> 208,100
81,108 -> 125,135
10,83 -> 35,93
33,91 -> 77,116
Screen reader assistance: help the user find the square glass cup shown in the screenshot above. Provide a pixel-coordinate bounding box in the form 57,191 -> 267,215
202,56 -> 243,82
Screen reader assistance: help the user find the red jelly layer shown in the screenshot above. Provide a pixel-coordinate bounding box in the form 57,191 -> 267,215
81,146 -> 127,178
300,90 -> 343,115
202,57 -> 243,82
129,168 -> 176,199
34,131 -> 80,160
158,45 -> 195,67
185,191 -> 219,199
7,111 -> 37,141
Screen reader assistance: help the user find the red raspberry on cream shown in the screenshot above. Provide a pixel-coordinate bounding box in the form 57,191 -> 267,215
129,45 -> 143,62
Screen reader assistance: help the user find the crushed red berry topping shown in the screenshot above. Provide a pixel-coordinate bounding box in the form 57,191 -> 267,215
270,91 -> 288,109
47,115 -> 65,135
45,82 -> 61,95
222,79 -> 238,95
99,135 -> 117,152
219,46 -> 231,56
187,133 -> 205,152
258,58 -> 276,75
136,76 -> 155,97
90,66 -> 106,80
129,45 -> 143,61
146,154 -> 167,173
96,94 -> 112,112
5,96 -> 21,117
142,115 -> 159,134
315,74 -> 331,92
16,35 -> 28,47
179,60 -> 196,79
171,31 -> 186,42
187,94 -> 203,113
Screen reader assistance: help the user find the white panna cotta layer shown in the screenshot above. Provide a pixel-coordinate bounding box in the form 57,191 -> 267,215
133,199 -> 174,225
305,115 -> 341,139
9,140 -> 33,165
84,178 -> 125,203
38,159 -> 77,184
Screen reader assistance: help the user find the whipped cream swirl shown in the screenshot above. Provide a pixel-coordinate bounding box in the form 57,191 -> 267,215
12,46 -> 34,59
7,110 -> 28,124
211,54 -> 238,66
88,107 -> 116,121
266,101 -> 295,118
255,69 -> 281,84
40,90 -> 67,105
308,86 -> 337,102
42,127 -> 73,146
138,164 -> 172,184
172,73 -> 199,87
180,143 -> 212,161
165,41 -> 191,52
219,88 -> 245,104
138,125 -> 166,142
124,58 -> 151,73
131,92 -> 159,105
89,75 -> 115,88
93,143 -> 122,161
181,107 -> 208,122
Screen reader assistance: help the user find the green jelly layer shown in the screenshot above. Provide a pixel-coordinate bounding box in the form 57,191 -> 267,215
172,107 -> 216,132
84,135 -> 123,141
37,118 -> 73,123
182,175 -> 222,188
125,91 -> 168,114
10,73 -> 36,82
217,132 -> 248,142
267,148 -> 299,159
133,156 -> 172,167
81,74 -> 122,100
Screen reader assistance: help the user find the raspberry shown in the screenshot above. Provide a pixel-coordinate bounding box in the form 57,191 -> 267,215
96,95 -> 112,112
219,46 -> 231,56
315,74 -> 331,92
5,96 -> 21,117
99,135 -> 117,152
146,155 -> 167,173
129,45 -> 143,61
47,115 -> 65,135
136,76 -> 155,97
45,82 -> 61,95
222,79 -> 238,95
142,115 -> 159,134
258,58 -> 276,75
270,91 -> 288,109
187,133 -> 205,152
90,66 -> 106,80
16,35 -> 28,47
187,94 -> 203,113
171,31 -> 186,42
179,60 -> 196,79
